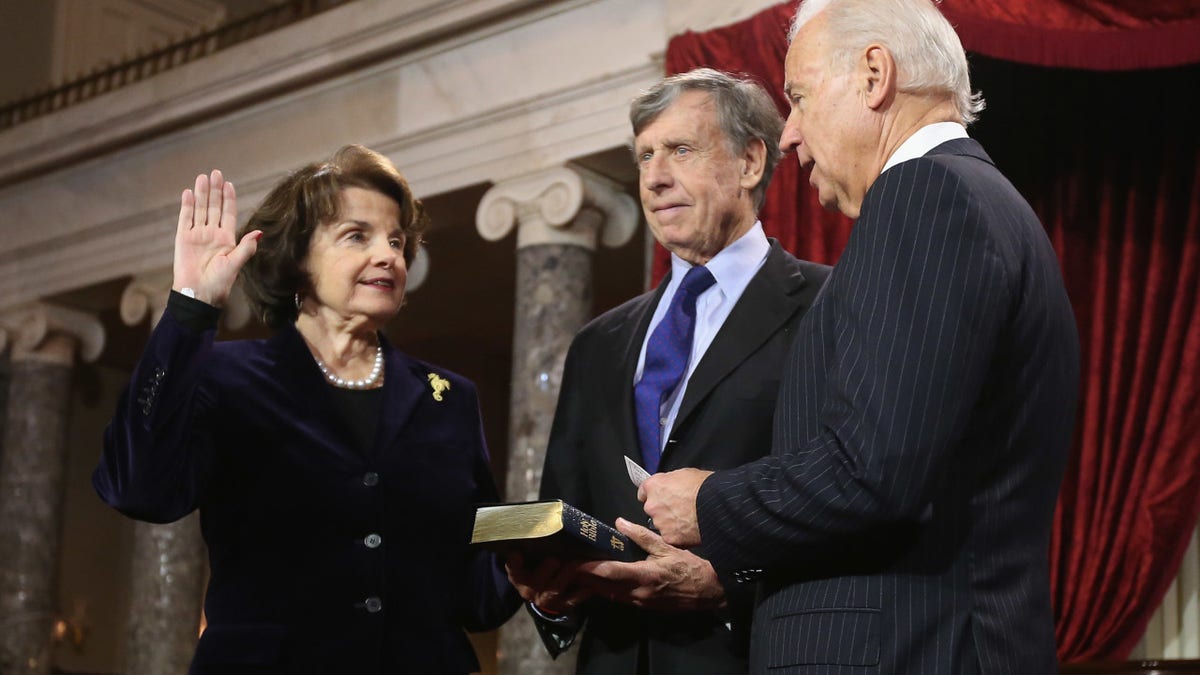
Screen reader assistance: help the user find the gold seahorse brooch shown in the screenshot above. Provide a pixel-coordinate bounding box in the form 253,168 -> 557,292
427,373 -> 451,402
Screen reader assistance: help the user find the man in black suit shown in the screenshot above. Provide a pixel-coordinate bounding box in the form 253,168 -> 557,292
506,69 -> 829,674
641,1 -> 1081,673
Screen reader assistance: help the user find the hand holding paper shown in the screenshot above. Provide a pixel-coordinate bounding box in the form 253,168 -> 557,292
637,468 -> 712,548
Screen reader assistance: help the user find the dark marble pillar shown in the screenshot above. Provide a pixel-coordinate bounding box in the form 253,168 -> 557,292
124,516 -> 206,674
505,244 -> 594,505
0,328 -> 89,675
0,352 -> 10,476
477,166 -> 637,675
118,274 -> 220,675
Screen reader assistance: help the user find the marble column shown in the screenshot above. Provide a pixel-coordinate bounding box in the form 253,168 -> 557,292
0,304 -> 104,675
123,516 -> 206,675
477,166 -> 638,675
117,272 -> 257,675
0,348 -> 10,473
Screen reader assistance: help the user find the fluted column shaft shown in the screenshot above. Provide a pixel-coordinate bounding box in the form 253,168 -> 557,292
477,166 -> 637,675
0,305 -> 104,675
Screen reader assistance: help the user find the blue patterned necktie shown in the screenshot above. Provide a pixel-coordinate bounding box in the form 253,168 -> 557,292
634,265 -> 716,473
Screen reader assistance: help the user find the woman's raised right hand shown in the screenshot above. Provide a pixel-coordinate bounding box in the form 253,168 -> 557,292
172,170 -> 262,307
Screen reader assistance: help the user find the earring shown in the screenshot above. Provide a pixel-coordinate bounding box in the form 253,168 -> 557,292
294,293 -> 302,311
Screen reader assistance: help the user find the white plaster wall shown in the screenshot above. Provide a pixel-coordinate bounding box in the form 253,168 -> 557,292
666,0 -> 782,38
0,0 -> 664,309
0,0 -> 790,310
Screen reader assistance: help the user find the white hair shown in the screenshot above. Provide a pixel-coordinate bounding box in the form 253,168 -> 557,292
789,0 -> 985,125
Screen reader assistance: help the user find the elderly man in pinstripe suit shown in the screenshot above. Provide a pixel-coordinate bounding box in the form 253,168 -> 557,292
640,0 -> 1081,673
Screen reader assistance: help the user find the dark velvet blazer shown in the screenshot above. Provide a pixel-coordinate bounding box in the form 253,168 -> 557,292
697,140 -> 1081,674
539,240 -> 829,674
94,307 -> 520,674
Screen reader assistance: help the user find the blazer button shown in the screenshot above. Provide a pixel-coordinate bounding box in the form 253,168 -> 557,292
734,569 -> 764,583
363,534 -> 382,549
364,596 -> 382,613
362,472 -> 379,487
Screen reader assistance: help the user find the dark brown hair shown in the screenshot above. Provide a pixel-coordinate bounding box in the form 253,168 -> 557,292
237,144 -> 428,328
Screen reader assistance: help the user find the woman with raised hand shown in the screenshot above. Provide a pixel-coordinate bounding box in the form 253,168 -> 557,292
95,145 -> 519,674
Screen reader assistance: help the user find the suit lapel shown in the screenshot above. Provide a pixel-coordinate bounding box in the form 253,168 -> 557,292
269,325 -> 363,459
664,243 -> 810,467
272,325 -> 423,460
372,336 -> 424,457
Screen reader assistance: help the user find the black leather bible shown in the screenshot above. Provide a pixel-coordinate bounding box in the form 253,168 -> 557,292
471,499 -> 645,563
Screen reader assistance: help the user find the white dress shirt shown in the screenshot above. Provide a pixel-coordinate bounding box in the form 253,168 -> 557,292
880,121 -> 969,175
634,222 -> 771,451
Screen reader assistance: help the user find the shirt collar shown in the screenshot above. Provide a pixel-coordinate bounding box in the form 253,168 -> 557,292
881,122 -> 969,175
667,221 -> 769,299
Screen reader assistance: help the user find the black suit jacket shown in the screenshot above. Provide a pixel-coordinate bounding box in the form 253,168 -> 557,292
540,240 -> 829,674
697,140 -> 1081,674
95,307 -> 520,674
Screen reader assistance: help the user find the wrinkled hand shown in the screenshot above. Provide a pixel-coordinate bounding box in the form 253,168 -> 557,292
576,518 -> 725,611
504,552 -> 593,615
173,170 -> 261,307
638,468 -> 712,547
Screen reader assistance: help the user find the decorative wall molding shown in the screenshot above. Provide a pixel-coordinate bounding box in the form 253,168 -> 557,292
0,0 -> 662,311
0,0 -> 573,188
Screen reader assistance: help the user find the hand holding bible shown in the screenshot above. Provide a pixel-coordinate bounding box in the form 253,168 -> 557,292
577,518 -> 726,612
504,552 -> 593,614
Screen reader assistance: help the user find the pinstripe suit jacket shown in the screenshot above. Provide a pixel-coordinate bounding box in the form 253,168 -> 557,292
696,139 -> 1080,674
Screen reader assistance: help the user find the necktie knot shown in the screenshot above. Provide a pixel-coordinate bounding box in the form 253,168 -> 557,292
679,265 -> 716,298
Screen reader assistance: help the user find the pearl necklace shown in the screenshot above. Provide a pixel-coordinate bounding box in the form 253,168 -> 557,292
313,344 -> 384,390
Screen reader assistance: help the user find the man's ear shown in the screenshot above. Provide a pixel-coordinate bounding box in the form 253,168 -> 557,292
739,138 -> 768,192
860,44 -> 896,110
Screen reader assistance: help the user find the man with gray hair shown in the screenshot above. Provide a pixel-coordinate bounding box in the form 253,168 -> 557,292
506,68 -> 829,673
640,0 -> 1080,673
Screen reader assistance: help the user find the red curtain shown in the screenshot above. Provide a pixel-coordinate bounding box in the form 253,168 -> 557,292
939,0 -> 1200,71
661,1 -> 1200,661
1045,110 -> 1200,659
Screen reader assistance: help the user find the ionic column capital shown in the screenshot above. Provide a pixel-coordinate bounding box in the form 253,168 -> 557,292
475,165 -> 639,251
119,271 -> 174,330
0,303 -> 105,364
120,271 -> 252,331
407,245 -> 430,294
